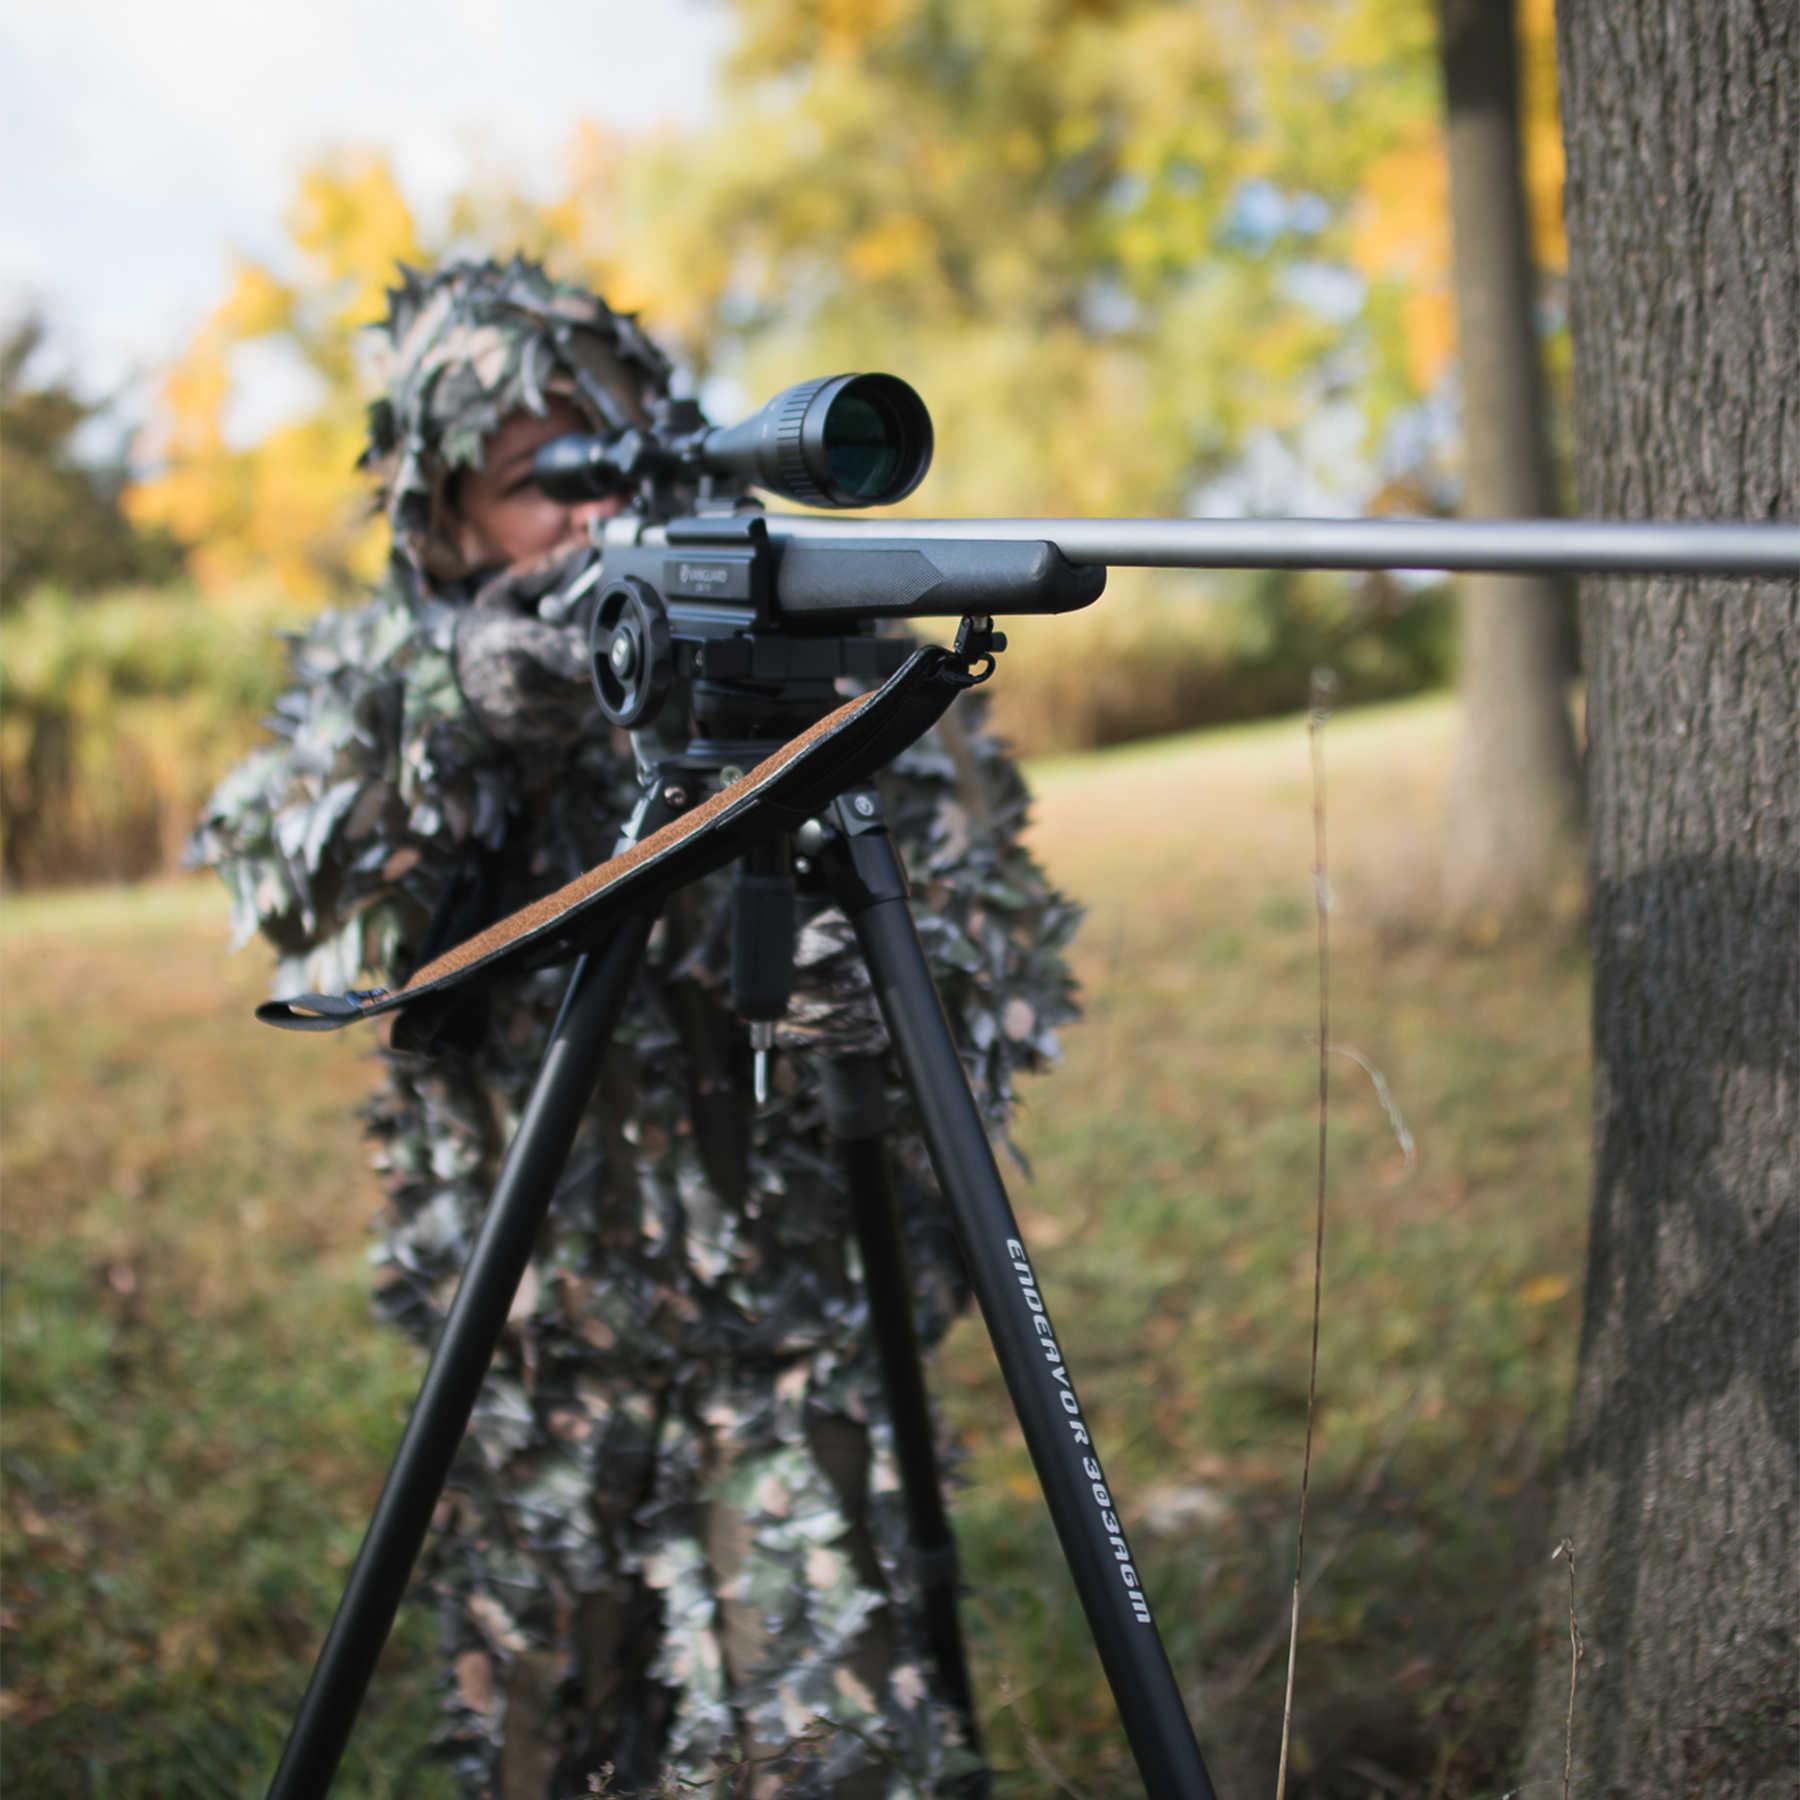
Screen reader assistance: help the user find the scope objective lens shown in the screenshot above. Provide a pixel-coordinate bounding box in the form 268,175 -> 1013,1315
823,391 -> 904,501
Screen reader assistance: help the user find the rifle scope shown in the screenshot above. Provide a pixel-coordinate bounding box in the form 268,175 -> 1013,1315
534,372 -> 933,510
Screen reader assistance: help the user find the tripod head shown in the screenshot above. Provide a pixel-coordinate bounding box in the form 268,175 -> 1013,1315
523,375 -> 1065,1098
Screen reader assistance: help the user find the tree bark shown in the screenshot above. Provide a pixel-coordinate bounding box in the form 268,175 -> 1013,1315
1524,2 -> 1799,1793
1437,0 -> 1585,933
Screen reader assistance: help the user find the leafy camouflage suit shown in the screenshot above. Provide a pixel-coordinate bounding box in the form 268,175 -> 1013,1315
197,260 -> 1079,1798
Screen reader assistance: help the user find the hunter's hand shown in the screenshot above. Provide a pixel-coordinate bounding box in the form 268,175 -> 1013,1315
454,546 -> 599,749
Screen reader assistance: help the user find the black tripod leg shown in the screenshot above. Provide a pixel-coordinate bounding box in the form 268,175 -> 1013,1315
820,1056 -> 986,1791
268,914 -> 654,1800
820,793 -> 1218,1800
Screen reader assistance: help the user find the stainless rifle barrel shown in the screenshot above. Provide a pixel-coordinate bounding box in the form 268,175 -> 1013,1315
762,515 -> 1800,578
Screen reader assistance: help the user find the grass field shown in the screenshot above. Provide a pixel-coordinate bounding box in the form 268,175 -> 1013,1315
1,694 -> 1593,1797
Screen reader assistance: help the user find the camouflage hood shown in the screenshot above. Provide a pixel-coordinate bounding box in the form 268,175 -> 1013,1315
361,256 -> 675,587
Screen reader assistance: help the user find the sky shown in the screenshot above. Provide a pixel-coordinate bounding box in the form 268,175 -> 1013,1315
0,0 -> 728,419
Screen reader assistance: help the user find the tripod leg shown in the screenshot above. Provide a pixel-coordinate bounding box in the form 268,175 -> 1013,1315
268,914 -> 654,1800
820,793 -> 1218,1800
820,1056 -> 986,1792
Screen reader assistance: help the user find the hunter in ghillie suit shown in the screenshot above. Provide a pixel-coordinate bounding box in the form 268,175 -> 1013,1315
196,257 -> 1079,1797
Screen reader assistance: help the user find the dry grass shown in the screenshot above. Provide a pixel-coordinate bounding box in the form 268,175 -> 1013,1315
1,691 -> 1592,1796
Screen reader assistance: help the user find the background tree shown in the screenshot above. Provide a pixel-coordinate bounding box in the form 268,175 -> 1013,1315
0,313 -> 181,609
1259,0 -> 1581,930
1524,0 -> 1797,1790
1434,0 -> 1581,933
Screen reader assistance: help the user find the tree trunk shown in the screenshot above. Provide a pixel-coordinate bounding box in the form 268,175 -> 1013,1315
1437,0 -> 1585,933
1523,2 -> 1799,1793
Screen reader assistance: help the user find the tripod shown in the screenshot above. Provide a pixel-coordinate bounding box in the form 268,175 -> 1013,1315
261,595 -> 1218,1797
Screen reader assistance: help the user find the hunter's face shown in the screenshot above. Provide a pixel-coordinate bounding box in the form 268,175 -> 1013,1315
451,398 -> 622,572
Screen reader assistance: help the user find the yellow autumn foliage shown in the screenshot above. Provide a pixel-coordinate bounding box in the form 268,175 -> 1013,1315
1341,0 -> 1566,391
126,0 -> 1569,606
844,213 -> 936,285
214,260 -> 294,340
129,151 -> 420,608
290,151 -> 424,330
0,585 -> 289,885
1517,0 -> 1567,268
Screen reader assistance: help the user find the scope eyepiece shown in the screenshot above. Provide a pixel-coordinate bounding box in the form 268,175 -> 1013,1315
531,432 -> 622,504
699,373 -> 933,508
531,425 -> 683,504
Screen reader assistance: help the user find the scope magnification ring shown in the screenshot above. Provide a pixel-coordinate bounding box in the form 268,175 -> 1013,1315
590,577 -> 672,729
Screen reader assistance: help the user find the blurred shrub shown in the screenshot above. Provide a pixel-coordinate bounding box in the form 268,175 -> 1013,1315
0,586 -> 288,888
0,571 -> 1453,888
1,313 -> 186,611
988,566 -> 1455,755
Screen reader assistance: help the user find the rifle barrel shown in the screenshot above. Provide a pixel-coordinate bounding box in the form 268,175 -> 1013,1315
761,515 -> 1800,579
